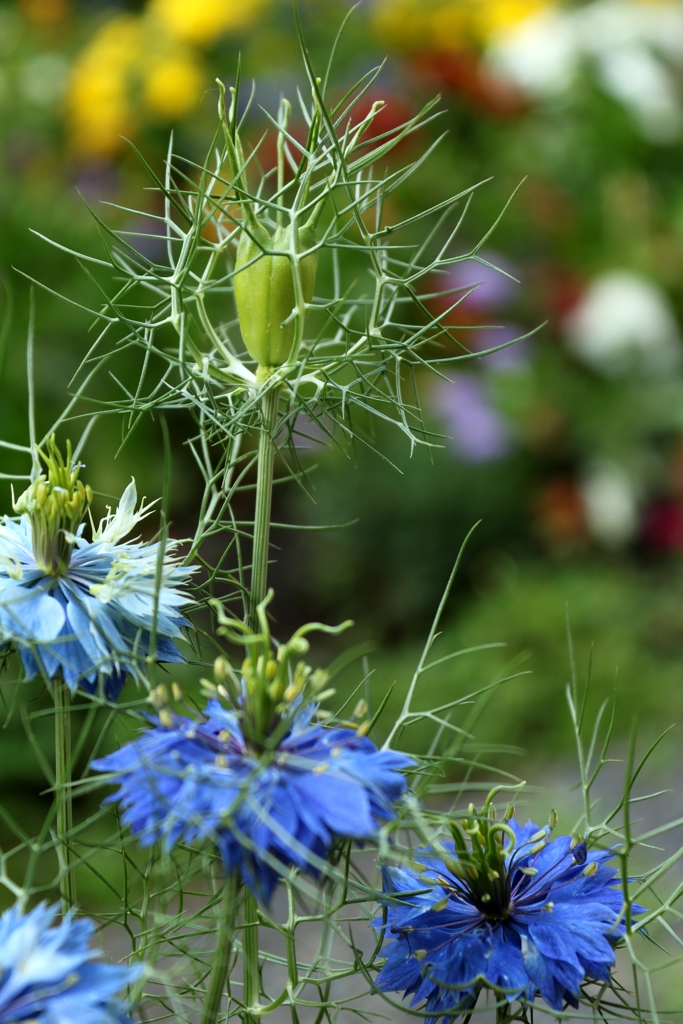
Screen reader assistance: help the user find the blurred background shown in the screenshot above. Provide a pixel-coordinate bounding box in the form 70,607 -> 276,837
2,0 -> 683,801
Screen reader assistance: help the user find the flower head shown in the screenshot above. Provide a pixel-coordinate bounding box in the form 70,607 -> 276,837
376,808 -> 644,1020
92,696 -> 413,903
0,901 -> 141,1023
0,439 -> 194,698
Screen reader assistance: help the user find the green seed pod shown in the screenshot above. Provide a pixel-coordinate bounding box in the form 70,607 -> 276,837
234,221 -> 318,370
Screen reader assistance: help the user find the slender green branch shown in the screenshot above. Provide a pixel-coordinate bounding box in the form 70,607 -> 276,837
54,677 -> 76,912
249,385 -> 279,634
200,874 -> 240,1024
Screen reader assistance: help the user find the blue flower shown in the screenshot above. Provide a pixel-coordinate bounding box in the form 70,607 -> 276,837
91,699 -> 413,902
0,479 -> 194,699
0,901 -> 142,1023
376,817 -> 644,1020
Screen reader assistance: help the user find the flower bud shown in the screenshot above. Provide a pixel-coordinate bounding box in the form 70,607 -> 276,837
234,221 -> 318,369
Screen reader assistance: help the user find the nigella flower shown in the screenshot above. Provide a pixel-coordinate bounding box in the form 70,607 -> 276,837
0,438 -> 194,699
376,812 -> 645,1020
0,901 -> 142,1023
92,697 -> 413,903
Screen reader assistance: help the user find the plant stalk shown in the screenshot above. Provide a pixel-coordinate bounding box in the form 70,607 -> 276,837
200,874 -> 240,1024
249,384 -> 279,633
54,677 -> 76,912
495,1000 -> 511,1024
242,890 -> 260,1023
241,386 -> 278,1016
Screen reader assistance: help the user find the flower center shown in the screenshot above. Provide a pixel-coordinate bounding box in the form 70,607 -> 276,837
13,436 -> 92,576
436,799 -> 550,923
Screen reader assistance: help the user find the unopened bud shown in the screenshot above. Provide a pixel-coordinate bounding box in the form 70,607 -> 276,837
171,683 -> 183,703
583,861 -> 598,877
234,222 -> 318,369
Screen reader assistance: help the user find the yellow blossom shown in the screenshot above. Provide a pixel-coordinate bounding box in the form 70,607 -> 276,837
66,14 -> 143,156
143,51 -> 205,119
372,0 -> 559,52
147,0 -> 269,45
471,0 -> 557,41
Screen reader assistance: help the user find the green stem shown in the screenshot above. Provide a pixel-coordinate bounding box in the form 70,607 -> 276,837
285,882 -> 299,990
496,1001 -> 511,1024
249,384 -> 279,633
54,678 -> 76,912
242,890 -> 260,1023
200,874 -> 240,1024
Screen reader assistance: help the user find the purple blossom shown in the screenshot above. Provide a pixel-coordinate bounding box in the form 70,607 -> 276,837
444,253 -> 519,313
432,375 -> 512,462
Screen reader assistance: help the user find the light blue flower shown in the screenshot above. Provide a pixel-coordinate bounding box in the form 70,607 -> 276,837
92,698 -> 414,903
0,901 -> 141,1023
376,817 -> 645,1021
0,476 -> 194,698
